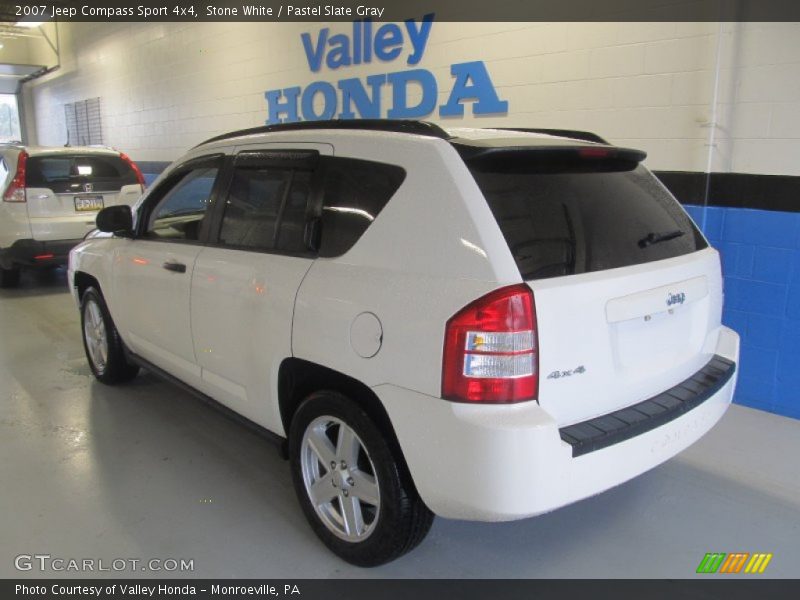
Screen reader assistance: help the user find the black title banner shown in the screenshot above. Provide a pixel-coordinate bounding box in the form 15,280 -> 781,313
3,0 -> 800,22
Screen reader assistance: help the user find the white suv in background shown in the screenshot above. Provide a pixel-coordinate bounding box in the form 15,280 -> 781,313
0,144 -> 145,287
67,120 -> 739,566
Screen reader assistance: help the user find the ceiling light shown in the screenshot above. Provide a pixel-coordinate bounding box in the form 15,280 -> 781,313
16,22 -> 44,28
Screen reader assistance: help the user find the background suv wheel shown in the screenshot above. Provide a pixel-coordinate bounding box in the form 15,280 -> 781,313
0,266 -> 20,288
289,391 -> 434,566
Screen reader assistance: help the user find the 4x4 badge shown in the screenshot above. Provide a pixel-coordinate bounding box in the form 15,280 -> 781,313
667,292 -> 686,306
547,365 -> 586,380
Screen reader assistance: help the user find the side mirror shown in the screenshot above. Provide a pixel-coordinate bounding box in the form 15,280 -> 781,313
96,205 -> 133,235
304,217 -> 322,252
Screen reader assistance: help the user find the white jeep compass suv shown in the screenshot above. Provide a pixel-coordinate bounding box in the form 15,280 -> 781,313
0,143 -> 145,287
67,120 -> 739,566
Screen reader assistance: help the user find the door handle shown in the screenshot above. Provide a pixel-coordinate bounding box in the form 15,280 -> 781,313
162,261 -> 187,273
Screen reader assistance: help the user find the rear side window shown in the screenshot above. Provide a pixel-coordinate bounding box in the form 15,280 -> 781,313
26,155 -> 138,193
466,161 -> 707,280
218,165 -> 312,253
276,170 -> 312,254
317,157 -> 405,258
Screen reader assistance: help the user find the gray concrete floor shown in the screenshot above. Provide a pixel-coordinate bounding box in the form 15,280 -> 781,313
1,268 -> 798,579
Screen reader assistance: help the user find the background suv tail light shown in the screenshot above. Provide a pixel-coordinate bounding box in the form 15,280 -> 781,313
119,152 -> 146,191
3,151 -> 28,202
442,284 -> 538,403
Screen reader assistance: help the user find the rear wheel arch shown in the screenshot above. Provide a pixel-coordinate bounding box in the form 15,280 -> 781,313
288,390 -> 434,566
277,358 -> 416,484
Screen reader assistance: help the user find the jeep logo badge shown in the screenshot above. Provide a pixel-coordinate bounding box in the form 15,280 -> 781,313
667,292 -> 686,306
84,183 -> 93,193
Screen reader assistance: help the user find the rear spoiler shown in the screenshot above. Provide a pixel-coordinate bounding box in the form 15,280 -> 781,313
456,144 -> 647,172
494,128 -> 609,145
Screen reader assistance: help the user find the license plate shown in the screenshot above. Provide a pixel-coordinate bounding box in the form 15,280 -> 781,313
74,196 -> 104,212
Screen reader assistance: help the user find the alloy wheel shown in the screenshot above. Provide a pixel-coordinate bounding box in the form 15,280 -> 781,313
83,299 -> 109,373
299,415 -> 381,542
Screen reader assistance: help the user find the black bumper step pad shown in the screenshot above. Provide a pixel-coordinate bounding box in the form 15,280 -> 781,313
559,355 -> 736,457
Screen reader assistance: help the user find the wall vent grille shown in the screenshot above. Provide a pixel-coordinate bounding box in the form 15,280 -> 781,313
65,97 -> 102,146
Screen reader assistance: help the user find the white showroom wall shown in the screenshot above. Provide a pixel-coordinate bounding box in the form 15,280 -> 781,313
20,20 -> 800,175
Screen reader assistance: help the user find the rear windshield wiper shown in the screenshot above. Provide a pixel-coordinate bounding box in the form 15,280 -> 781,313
638,229 -> 685,248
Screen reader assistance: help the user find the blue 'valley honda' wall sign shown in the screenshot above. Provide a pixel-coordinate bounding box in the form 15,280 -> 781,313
264,14 -> 509,123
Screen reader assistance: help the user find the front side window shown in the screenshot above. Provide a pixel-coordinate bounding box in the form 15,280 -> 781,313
146,165 -> 219,241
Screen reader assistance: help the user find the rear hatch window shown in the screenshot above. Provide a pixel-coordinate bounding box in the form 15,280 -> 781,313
460,146 -> 707,280
26,154 -> 138,194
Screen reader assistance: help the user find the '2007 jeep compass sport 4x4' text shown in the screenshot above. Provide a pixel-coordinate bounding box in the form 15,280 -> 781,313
68,120 -> 739,566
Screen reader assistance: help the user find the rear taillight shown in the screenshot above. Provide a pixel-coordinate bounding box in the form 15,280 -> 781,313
442,284 -> 538,403
3,151 -> 28,202
119,152 -> 145,191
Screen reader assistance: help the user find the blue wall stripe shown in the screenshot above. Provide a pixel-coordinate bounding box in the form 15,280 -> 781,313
684,204 -> 800,420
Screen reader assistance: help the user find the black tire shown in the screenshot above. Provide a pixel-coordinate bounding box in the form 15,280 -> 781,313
289,391 -> 434,567
0,266 -> 20,288
80,286 -> 139,384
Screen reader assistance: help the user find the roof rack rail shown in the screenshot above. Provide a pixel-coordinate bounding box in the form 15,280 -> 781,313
495,128 -> 608,145
196,119 -> 451,147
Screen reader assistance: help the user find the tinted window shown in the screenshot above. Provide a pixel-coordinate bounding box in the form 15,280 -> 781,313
467,163 -> 707,280
218,166 -> 312,253
147,166 -> 219,241
219,167 -> 289,250
26,155 -> 138,193
318,157 -> 405,257
276,170 -> 312,253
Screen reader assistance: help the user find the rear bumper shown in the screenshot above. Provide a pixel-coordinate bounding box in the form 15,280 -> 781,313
0,238 -> 84,268
376,326 -> 739,521
560,354 -> 735,457
28,213 -> 101,242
